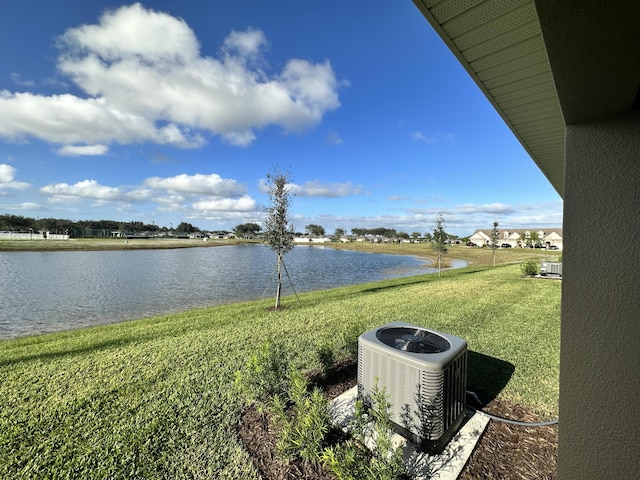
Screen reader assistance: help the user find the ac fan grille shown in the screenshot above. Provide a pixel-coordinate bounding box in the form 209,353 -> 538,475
376,327 -> 451,353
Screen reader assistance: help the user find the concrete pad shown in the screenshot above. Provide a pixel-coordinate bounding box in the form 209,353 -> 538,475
329,386 -> 489,480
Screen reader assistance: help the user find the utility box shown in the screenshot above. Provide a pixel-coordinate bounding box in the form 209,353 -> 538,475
541,262 -> 562,277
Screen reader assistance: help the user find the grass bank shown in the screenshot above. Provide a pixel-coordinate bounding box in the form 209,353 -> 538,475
0,263 -> 560,478
0,237 -> 242,251
326,242 -> 562,267
0,237 -> 562,268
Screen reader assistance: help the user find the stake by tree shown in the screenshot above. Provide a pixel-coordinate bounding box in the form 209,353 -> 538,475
263,168 -> 295,309
432,212 -> 448,277
491,221 -> 500,267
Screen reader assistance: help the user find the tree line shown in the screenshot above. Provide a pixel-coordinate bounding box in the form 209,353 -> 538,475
2,213 -> 462,243
0,214 -> 211,237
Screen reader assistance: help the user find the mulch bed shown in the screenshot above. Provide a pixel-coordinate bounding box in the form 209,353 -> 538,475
239,407 -> 331,480
238,359 -> 557,479
459,399 -> 557,480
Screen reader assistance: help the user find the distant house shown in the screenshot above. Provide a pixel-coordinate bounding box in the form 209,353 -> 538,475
469,228 -> 563,250
468,230 -> 491,247
294,236 -> 330,244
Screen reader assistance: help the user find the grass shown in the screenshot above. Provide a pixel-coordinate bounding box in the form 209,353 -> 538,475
0,237 -> 242,251
0,258 -> 560,478
327,241 -> 562,267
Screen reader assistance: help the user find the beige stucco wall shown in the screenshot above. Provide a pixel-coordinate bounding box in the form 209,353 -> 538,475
468,232 -> 489,246
559,113 -> 640,478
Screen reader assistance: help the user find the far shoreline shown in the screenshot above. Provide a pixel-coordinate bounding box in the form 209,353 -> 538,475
0,237 -> 560,268
0,237 -> 243,252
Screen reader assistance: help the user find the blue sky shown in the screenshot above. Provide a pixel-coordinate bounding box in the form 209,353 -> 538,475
0,1 -> 562,237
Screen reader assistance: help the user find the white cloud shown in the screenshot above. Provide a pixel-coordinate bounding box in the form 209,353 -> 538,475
59,3 -> 200,64
388,195 -> 411,201
40,179 -> 125,203
39,179 -> 152,206
293,180 -> 362,197
192,194 -> 257,212
410,131 -> 455,144
144,173 -> 246,196
35,171 -> 259,221
0,91 -> 200,147
145,173 -> 258,214
258,178 -> 362,197
452,203 -> 515,215
0,164 -> 30,189
0,4 -> 342,151
10,73 -> 35,87
153,194 -> 187,212
325,131 -> 344,145
0,201 -> 41,211
222,28 -> 267,59
57,144 -> 109,156
295,200 -> 563,237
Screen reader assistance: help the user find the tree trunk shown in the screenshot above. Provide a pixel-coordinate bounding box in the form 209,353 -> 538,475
275,253 -> 283,308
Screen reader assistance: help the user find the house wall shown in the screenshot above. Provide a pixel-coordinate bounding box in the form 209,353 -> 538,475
559,113 -> 640,478
469,232 -> 489,246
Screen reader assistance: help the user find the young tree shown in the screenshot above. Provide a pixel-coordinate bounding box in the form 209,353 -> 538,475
263,168 -> 295,309
332,228 -> 346,242
529,231 -> 541,248
491,221 -> 500,267
432,212 -> 448,277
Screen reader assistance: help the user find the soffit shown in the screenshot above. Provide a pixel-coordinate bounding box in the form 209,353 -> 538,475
534,0 -> 640,126
412,0 -> 565,196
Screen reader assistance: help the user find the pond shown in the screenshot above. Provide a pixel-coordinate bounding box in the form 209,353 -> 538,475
0,244 -> 465,339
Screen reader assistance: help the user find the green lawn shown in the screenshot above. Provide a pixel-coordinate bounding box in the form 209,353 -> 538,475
0,237 -> 241,251
0,263 -> 560,478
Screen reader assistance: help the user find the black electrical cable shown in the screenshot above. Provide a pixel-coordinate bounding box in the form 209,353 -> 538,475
466,390 -> 559,427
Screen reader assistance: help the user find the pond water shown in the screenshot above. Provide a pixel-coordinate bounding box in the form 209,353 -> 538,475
0,244 -> 465,339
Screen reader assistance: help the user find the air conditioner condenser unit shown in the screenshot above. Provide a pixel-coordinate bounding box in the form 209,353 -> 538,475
357,321 -> 467,453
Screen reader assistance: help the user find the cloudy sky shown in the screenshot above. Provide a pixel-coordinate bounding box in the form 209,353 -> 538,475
0,1 -> 562,236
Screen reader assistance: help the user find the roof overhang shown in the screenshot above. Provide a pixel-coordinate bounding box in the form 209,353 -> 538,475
412,0 -> 640,199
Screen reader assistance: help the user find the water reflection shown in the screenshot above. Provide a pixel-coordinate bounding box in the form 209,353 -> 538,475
0,244 -> 464,339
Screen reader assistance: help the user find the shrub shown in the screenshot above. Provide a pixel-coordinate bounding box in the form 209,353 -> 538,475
234,339 -> 291,412
322,381 -> 405,480
273,370 -> 330,465
237,340 -> 406,478
521,260 -> 539,276
316,341 -> 336,374
341,319 -> 367,360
